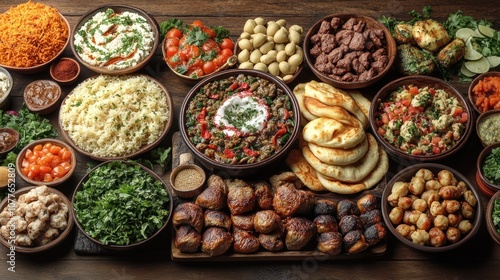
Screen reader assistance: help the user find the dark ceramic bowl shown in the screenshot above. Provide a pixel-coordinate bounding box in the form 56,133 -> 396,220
476,142 -> 500,194
0,127 -> 19,156
24,80 -> 62,115
179,69 -> 301,177
381,163 -> 483,252
486,191 -> 500,246
370,75 -> 473,166
476,109 -> 500,147
468,71 -> 500,115
303,13 -> 396,89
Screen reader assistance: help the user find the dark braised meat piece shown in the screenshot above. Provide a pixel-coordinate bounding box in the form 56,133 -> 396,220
339,215 -> 364,236
258,228 -> 285,252
253,181 -> 274,210
314,199 -> 337,216
337,199 -> 360,220
172,202 -> 204,233
317,231 -> 343,256
204,210 -> 232,231
175,225 -> 201,253
231,213 -> 255,231
343,230 -> 369,253
273,183 -> 315,217
297,190 -> 315,216
269,171 -> 303,190
226,179 -> 256,215
232,228 -> 260,253
364,222 -> 386,246
359,209 -> 383,227
284,217 -> 317,250
254,210 -> 282,234
313,215 -> 338,234
195,175 -> 228,210
201,227 -> 233,257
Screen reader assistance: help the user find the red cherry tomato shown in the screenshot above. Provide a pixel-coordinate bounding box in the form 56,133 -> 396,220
220,38 -> 235,51
203,61 -> 217,75
167,28 -> 182,39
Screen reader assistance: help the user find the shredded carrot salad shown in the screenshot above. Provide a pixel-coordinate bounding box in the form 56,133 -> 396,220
472,76 -> 500,113
0,1 -> 69,67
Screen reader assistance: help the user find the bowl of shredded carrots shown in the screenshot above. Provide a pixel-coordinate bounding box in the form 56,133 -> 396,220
469,71 -> 500,115
0,2 -> 70,74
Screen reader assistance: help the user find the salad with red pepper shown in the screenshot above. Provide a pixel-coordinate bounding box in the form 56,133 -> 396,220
161,18 -> 235,79
374,84 -> 468,156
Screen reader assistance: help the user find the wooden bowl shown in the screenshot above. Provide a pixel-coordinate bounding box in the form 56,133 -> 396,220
486,191 -> 500,246
16,138 -> 77,187
0,127 -> 19,156
71,5 -> 159,75
381,163 -> 483,252
58,74 -> 173,161
0,12 -> 69,74
370,75 -> 473,166
50,57 -> 81,86
0,186 -> 74,253
23,80 -> 62,115
476,142 -> 500,195
0,66 -> 13,109
71,160 -> 173,251
303,13 -> 396,89
179,69 -> 301,177
170,163 -> 206,199
468,71 -> 500,115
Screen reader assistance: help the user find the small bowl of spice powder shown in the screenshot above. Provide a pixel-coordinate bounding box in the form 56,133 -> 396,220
50,57 -> 80,86
170,163 -> 206,199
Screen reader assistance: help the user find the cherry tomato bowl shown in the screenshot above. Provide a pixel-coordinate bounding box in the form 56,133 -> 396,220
16,138 -> 77,187
370,76 -> 473,166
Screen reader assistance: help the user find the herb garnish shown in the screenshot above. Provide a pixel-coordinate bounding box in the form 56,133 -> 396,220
482,147 -> 500,185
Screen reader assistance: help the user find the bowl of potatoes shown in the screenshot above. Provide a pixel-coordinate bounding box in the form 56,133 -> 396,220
234,17 -> 304,84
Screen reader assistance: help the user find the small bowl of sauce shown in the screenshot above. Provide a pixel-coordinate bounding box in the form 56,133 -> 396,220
170,163 -> 206,199
477,109 -> 500,147
24,80 -> 62,115
0,127 -> 19,156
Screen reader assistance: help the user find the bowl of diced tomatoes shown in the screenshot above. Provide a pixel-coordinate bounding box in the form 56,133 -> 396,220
370,75 -> 473,165
161,18 -> 237,82
16,138 -> 77,187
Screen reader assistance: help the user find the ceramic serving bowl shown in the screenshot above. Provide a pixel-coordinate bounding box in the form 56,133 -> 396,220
476,142 -> 500,196
50,57 -> 81,86
70,4 -> 159,75
0,67 -> 13,109
0,185 -> 74,253
170,163 -> 206,199
381,163 -> 483,252
468,71 -> 500,115
24,80 -> 62,115
179,69 -> 301,177
370,75 -> 473,166
486,191 -> 500,246
71,160 -> 173,251
16,138 -> 77,187
303,13 -> 396,89
0,127 -> 19,157
476,109 -> 500,147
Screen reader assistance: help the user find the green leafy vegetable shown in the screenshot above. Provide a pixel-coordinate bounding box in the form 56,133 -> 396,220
379,6 -> 432,34
493,198 -> 500,235
159,17 -> 183,37
482,147 -> 500,185
73,161 -> 170,245
185,27 -> 209,46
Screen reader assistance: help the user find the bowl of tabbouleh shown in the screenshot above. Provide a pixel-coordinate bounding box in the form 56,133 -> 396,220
477,142 -> 500,195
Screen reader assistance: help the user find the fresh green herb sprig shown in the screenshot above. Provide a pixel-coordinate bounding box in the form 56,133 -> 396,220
482,147 -> 500,185
493,198 -> 500,235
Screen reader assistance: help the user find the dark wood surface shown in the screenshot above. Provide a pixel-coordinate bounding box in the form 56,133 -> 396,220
1,0 -> 499,279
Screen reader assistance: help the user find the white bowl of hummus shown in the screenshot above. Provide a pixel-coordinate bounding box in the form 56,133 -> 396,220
70,5 -> 159,75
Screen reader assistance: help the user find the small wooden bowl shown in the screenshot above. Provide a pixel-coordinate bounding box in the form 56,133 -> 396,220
476,108 -> 500,147
304,13 -> 396,89
468,71 -> 500,115
0,127 -> 19,156
16,138 -> 77,187
0,186 -> 74,253
170,164 -> 206,199
476,142 -> 500,195
50,57 -> 81,86
486,191 -> 500,246
0,67 -> 13,109
23,80 -> 62,115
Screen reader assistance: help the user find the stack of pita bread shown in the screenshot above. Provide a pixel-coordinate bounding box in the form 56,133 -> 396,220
285,80 -> 389,194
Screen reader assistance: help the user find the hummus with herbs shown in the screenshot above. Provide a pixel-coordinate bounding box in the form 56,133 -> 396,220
73,8 -> 154,70
478,113 -> 500,146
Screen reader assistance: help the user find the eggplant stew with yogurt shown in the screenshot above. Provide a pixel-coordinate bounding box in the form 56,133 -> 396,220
185,74 -> 295,165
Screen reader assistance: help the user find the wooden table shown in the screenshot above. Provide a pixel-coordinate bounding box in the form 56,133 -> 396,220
1,0 -> 499,279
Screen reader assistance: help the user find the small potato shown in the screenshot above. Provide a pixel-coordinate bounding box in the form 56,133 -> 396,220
460,201 -> 474,219
238,61 -> 254,69
389,207 -> 404,225
409,177 -> 425,195
276,19 -> 287,27
288,53 -> 303,68
289,24 -> 304,34
416,213 -> 432,231
253,62 -> 268,72
267,62 -> 280,76
244,19 -> 257,34
274,43 -> 286,52
437,170 -> 457,186
254,24 -> 267,35
433,214 -> 449,231
267,21 -> 280,36
254,17 -> 266,26
252,33 -> 267,48
429,227 -> 446,247
276,50 -> 287,63
288,29 -> 302,45
259,41 -> 275,54
412,198 -> 427,213
274,28 -> 289,44
457,220 -> 473,235
395,224 -> 416,240
237,49 -> 250,63
285,42 -> 296,56
278,61 -> 292,75
445,227 -> 461,244
463,190 -> 477,207
448,213 -> 463,228
283,74 -> 295,82
411,229 -> 430,246
239,32 -> 251,40
260,53 -> 276,64
429,201 -> 446,217
397,196 -> 413,210
391,181 -> 409,197
415,168 -> 434,181
238,38 -> 253,51
250,49 -> 263,64
442,199 -> 460,214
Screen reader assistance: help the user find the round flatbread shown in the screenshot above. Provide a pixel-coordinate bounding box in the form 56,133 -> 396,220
302,117 -> 365,149
285,149 -> 326,192
303,97 -> 360,127
316,146 -> 389,194
308,134 -> 368,166
302,133 -> 379,182
293,83 -> 317,122
304,80 -> 369,127
347,90 -> 371,129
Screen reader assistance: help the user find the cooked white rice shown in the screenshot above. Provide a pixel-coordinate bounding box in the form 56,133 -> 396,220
59,75 -> 169,157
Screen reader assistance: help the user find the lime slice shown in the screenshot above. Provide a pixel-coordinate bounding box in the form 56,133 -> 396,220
486,56 -> 500,68
460,63 -> 476,77
478,24 -> 496,38
474,28 -> 486,38
464,37 -> 483,61
455,28 -> 478,41
465,57 -> 490,74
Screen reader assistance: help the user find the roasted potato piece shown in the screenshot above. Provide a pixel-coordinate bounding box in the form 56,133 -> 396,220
393,23 -> 415,44
437,38 -> 465,67
412,19 -> 450,52
396,44 -> 435,76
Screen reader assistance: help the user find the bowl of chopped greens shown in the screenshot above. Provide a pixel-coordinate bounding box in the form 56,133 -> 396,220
72,160 -> 173,250
477,143 -> 500,195
487,191 -> 500,246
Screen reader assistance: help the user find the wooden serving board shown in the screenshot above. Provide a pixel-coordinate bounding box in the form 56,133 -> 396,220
170,132 -> 388,261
